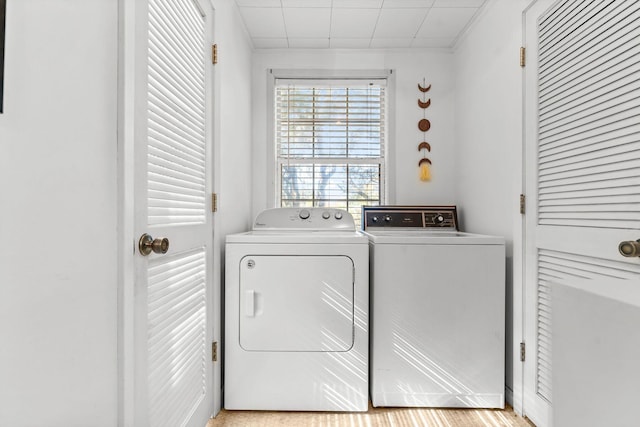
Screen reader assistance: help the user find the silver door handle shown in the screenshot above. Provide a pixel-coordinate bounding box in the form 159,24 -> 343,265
618,240 -> 640,258
139,233 -> 169,256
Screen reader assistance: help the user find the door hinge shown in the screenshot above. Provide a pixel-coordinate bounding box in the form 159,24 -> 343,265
520,342 -> 526,362
520,194 -> 526,215
520,47 -> 526,67
212,193 -> 218,213
212,341 -> 218,362
212,44 -> 218,65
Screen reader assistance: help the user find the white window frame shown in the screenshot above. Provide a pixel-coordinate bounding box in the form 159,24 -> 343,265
266,69 -> 395,218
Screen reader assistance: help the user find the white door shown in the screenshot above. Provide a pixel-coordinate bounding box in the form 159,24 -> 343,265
523,1 -> 640,426
126,0 -> 215,425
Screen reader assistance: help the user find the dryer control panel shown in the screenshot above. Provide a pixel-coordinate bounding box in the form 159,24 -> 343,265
362,206 -> 459,231
253,208 -> 356,231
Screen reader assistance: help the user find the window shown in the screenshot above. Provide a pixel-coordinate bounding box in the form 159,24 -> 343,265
275,78 -> 386,226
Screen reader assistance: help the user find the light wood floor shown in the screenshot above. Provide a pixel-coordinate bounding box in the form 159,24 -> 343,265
207,404 -> 534,427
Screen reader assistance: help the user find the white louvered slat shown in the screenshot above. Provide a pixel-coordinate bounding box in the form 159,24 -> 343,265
145,0 -> 208,426
540,70 -> 640,137
540,139 -> 640,172
537,0 -> 640,230
148,249 -> 206,427
540,100 -> 640,146
540,199 -> 640,213
148,130 -> 206,166
539,128 -> 640,162
147,154 -> 205,183
148,0 -> 206,226
538,175 -> 640,196
537,0 -> 605,50
536,248 -> 640,405
539,112 -> 640,152
539,2 -> 639,95
540,250 -> 640,278
540,191 -> 640,204
536,271 -> 553,404
148,169 -> 205,193
539,159 -> 640,184
539,169 -> 639,190
538,1 -> 637,71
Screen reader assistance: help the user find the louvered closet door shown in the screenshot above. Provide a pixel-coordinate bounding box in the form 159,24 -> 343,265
133,0 -> 214,426
523,1 -> 640,426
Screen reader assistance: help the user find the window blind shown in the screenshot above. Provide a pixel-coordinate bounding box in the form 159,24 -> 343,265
275,79 -> 386,225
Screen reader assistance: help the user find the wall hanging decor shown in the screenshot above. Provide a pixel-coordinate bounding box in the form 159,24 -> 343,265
418,118 -> 431,132
418,157 -> 432,181
417,79 -> 431,181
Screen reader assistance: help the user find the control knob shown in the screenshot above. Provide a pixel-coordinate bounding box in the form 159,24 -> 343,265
334,212 -> 343,220
435,215 -> 444,224
299,209 -> 310,220
322,211 -> 330,219
384,215 -> 392,223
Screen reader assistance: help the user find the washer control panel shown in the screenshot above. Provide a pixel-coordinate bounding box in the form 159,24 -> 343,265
362,206 -> 459,231
253,208 -> 355,230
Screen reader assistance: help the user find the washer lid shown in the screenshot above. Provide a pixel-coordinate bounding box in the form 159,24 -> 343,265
363,230 -> 505,245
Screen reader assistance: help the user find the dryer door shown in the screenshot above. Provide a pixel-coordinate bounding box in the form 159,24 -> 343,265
239,255 -> 354,352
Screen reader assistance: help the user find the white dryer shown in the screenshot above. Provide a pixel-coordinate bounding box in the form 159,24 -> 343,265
363,206 -> 505,409
224,208 -> 369,411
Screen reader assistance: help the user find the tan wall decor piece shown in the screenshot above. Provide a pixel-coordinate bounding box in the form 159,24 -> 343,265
417,79 -> 431,181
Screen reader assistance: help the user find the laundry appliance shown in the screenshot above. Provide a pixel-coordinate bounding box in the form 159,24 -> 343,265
362,205 -> 505,408
224,208 -> 369,411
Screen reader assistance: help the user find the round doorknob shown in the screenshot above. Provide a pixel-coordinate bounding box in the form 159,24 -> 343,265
139,233 -> 170,256
618,240 -> 640,258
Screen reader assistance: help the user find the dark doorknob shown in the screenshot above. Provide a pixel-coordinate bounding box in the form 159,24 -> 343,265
618,240 -> 640,258
139,233 -> 169,256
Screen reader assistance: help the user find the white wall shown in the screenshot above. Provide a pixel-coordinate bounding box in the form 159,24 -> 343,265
453,0 -> 529,407
251,50 -> 457,218
212,0 -> 254,236
0,1 -> 118,426
210,0 -> 253,412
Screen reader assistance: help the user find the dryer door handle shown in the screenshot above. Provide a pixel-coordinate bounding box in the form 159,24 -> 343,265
244,290 -> 255,317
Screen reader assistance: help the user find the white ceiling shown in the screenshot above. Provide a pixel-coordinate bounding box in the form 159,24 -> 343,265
234,0 -> 488,50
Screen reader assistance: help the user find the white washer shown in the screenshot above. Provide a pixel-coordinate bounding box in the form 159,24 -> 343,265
224,208 -> 369,411
363,206 -> 505,409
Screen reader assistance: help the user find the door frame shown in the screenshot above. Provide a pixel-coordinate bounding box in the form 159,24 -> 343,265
117,0 -> 137,423
512,0 -> 538,417
514,0 -> 559,422
117,0 -> 221,424
519,1 -> 584,426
